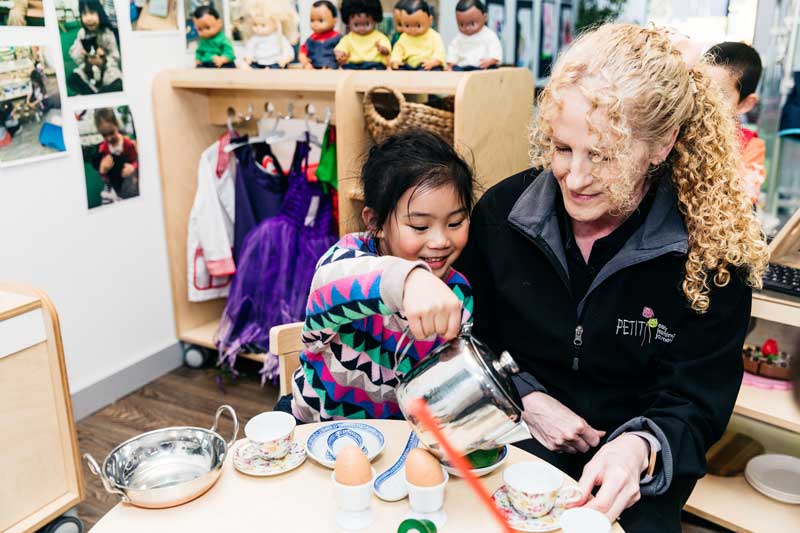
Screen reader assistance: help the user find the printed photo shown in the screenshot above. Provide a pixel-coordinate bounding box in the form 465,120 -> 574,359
131,0 -> 180,32
56,0 -> 124,96
185,0 -> 225,47
0,45 -> 67,168
0,0 -> 46,26
76,105 -> 139,208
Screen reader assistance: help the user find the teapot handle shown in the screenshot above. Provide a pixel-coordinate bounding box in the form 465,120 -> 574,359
460,323 -> 473,336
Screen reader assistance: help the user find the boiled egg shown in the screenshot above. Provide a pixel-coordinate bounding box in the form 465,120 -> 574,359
334,444 -> 372,486
405,448 -> 445,486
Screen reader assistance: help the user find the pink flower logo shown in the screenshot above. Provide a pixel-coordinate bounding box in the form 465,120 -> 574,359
642,307 -> 654,319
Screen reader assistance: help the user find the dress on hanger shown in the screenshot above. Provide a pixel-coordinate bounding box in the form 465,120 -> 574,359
217,136 -> 338,381
232,140 -> 287,263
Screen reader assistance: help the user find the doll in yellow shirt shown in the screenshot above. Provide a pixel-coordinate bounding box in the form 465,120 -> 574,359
391,0 -> 446,70
335,0 -> 391,70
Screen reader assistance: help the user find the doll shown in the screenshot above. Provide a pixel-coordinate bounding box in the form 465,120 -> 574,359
193,4 -> 235,68
241,0 -> 299,69
334,0 -> 391,70
299,1 -> 342,69
390,0 -> 445,70
446,0 -> 502,71
390,0 -> 408,46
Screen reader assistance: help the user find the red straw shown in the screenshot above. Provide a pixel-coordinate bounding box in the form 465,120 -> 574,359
407,397 -> 514,533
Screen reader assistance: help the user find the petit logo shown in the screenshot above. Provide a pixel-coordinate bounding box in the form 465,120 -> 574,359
615,306 -> 675,345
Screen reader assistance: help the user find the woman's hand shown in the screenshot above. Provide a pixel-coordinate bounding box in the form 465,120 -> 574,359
575,433 -> 649,522
521,392 -> 605,453
402,268 -> 462,341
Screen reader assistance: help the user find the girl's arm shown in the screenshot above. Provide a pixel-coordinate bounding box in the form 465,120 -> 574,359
99,29 -> 121,64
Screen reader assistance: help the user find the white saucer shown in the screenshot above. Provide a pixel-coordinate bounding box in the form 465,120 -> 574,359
335,509 -> 374,530
492,485 -> 565,532
745,454 -> 800,504
232,440 -> 306,476
305,422 -> 385,469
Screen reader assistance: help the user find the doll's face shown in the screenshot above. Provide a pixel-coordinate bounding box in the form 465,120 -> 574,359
310,5 -> 336,33
393,8 -> 404,33
456,6 -> 486,36
252,15 -> 277,36
194,13 -> 224,39
401,10 -> 432,37
348,13 -> 375,35
81,9 -> 100,31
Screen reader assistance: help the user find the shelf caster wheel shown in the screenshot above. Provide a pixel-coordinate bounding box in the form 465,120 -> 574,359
42,515 -> 83,533
182,343 -> 211,368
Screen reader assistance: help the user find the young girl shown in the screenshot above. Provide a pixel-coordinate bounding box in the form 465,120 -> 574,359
281,131 -> 475,422
92,108 -> 139,203
67,0 -> 122,95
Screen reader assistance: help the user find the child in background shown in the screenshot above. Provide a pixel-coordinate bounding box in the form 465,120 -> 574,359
298,1 -> 341,69
193,4 -> 235,68
391,0 -> 446,70
92,108 -> 139,203
335,0 -> 391,70
706,42 -> 765,204
67,0 -> 123,94
447,0 -> 502,71
279,131 -> 475,422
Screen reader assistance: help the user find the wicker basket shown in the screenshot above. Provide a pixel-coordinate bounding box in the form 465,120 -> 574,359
363,86 -> 454,145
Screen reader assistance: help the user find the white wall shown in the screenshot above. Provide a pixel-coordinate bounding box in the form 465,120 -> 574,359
0,1 -> 193,396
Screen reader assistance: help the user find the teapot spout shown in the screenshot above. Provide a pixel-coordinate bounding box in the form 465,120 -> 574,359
492,421 -> 532,447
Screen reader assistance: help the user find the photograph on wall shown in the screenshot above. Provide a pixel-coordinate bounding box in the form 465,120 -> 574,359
487,0 -> 505,37
537,0 -> 557,79
515,1 -> 533,70
76,105 -> 139,208
55,0 -> 124,96
559,2 -> 573,49
131,0 -> 180,32
185,0 -> 225,48
0,0 -> 46,26
0,45 -> 67,168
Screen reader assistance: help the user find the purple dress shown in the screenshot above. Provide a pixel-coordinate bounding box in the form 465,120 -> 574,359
233,141 -> 286,263
217,138 -> 338,381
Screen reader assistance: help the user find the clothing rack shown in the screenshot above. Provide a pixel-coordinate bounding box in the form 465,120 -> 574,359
151,68 -> 534,365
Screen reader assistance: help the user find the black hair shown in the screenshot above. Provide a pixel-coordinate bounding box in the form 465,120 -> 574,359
94,107 -> 119,129
193,4 -> 220,19
78,0 -> 113,30
30,66 -> 45,91
360,130 -> 474,234
312,0 -> 338,18
706,42 -> 763,101
401,0 -> 433,16
456,0 -> 486,13
341,0 -> 383,23
393,0 -> 410,9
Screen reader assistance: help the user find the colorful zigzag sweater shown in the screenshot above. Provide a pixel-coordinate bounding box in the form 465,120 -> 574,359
290,233 -> 473,422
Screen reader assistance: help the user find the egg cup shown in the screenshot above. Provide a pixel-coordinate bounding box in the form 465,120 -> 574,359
405,467 -> 449,526
331,468 -> 377,530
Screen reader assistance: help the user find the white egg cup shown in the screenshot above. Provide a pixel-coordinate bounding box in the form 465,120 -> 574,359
331,468 -> 377,530
405,467 -> 449,527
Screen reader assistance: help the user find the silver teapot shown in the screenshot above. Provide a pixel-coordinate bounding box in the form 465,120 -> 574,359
396,323 -> 532,457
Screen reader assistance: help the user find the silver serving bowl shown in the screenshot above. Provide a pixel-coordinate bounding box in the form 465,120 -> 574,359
84,405 -> 238,508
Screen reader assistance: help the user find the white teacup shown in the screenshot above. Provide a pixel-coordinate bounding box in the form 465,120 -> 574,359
406,468 -> 449,513
503,462 -> 582,518
331,468 -> 376,512
559,507 -> 612,533
244,411 -> 295,459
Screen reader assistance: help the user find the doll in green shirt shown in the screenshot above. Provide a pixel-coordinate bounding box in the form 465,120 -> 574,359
193,5 -> 236,68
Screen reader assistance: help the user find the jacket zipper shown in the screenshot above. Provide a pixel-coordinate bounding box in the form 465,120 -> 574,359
572,324 -> 583,371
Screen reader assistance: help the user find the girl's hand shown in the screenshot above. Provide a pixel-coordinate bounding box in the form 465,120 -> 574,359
575,433 -> 649,522
521,392 -> 605,453
403,268 -> 462,341
121,163 -> 136,178
99,154 -> 114,174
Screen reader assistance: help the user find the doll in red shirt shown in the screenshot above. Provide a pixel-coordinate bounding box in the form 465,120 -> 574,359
92,108 -> 139,203
299,1 -> 342,69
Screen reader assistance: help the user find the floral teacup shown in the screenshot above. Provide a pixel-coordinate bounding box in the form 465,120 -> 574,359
244,411 -> 296,459
503,462 -> 582,518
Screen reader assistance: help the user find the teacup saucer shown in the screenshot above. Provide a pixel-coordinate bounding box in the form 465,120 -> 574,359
233,440 -> 306,476
492,485 -> 565,532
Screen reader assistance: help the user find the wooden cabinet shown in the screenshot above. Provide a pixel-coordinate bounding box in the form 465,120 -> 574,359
0,283 -> 83,533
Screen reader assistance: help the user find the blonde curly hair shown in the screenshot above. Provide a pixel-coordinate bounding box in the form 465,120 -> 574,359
530,23 -> 768,313
241,0 -> 300,44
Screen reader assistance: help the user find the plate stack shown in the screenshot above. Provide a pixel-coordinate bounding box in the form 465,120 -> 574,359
744,454 -> 800,504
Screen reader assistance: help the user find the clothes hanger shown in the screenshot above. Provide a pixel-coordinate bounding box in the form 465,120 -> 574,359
223,103 -> 278,153
297,103 -> 322,148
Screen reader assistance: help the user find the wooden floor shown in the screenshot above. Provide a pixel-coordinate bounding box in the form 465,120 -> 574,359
76,363 -> 278,530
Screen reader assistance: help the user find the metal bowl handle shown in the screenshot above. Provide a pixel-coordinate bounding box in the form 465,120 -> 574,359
83,453 -> 130,503
211,404 -> 239,448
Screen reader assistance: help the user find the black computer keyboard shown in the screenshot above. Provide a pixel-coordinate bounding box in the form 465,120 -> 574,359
762,263 -> 800,297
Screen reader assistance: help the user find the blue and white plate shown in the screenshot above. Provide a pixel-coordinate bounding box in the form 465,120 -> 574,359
305,422 -> 386,469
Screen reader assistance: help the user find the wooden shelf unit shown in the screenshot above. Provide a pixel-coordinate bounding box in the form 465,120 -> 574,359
152,68 -> 534,358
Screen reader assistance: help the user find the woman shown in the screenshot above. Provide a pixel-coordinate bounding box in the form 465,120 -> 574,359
457,24 -> 768,532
